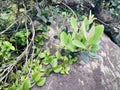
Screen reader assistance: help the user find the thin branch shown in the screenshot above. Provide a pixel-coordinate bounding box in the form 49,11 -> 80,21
61,2 -> 78,20
0,1 -> 34,82
23,0 -> 29,68
26,14 -> 36,77
0,7 -> 33,35
0,15 -> 35,82
0,16 -> 23,34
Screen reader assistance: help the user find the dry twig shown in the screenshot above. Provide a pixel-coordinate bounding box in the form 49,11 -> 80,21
0,16 -> 23,35
0,12 -> 35,83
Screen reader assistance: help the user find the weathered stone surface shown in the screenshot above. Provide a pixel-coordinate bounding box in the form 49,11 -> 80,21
31,34 -> 120,90
96,10 -> 113,23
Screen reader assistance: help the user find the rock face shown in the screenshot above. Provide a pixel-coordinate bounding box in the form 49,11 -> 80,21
31,35 -> 120,90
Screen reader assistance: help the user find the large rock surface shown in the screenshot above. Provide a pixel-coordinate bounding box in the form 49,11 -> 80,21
31,34 -> 120,90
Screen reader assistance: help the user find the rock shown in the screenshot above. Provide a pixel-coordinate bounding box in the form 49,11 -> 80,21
104,23 -> 120,47
96,9 -> 113,23
109,23 -> 120,47
31,34 -> 120,90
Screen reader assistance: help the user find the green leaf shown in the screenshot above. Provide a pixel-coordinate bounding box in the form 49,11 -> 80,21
55,51 -> 61,59
87,23 -> 95,40
39,41 -> 44,46
32,71 -> 40,82
66,43 -> 76,51
88,52 -> 100,59
19,8 -> 25,12
52,0 -> 57,3
80,20 -> 87,40
72,40 -> 85,49
50,59 -> 58,67
53,65 -> 62,73
88,25 -> 104,44
88,11 -> 96,24
60,67 -> 70,74
39,53 -> 46,58
64,67 -> 70,74
69,57 -> 77,65
80,51 -> 89,63
70,17 -> 78,39
10,46 -> 15,50
22,78 -> 31,90
42,59 -> 49,65
60,69 -> 65,74
3,41 -> 15,50
39,16 -> 47,23
60,31 -> 75,50
62,56 -> 68,61
90,44 -> 100,52
37,77 -> 46,87
60,32 -> 69,45
8,84 -> 16,90
70,17 -> 78,32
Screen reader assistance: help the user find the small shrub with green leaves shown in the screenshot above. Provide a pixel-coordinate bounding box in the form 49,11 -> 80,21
0,40 -> 15,61
38,50 -> 73,74
7,59 -> 46,90
60,12 -> 104,57
10,29 -> 30,46
35,32 -> 48,46
8,77 -> 31,90
5,48 -> 77,90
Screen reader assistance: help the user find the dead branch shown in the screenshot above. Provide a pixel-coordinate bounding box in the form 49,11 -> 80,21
0,16 -> 23,35
0,14 -> 35,82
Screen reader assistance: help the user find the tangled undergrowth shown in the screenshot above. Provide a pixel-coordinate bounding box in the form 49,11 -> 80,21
0,0 -> 105,90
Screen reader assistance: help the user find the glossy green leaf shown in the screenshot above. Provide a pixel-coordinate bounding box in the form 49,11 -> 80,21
87,23 -> 95,40
60,67 -> 70,74
88,25 -> 104,44
72,40 -> 85,49
32,71 -> 40,82
70,17 -> 78,39
66,43 -> 76,51
64,67 -> 70,74
52,0 -> 57,3
80,51 -> 89,63
90,44 -> 100,52
8,84 -> 16,90
19,8 -> 25,12
37,77 -> 46,87
50,59 -> 58,67
55,51 -> 61,59
88,11 -> 96,24
60,32 -> 69,45
39,53 -> 46,58
22,78 -> 31,90
88,52 -> 100,59
70,17 -> 78,32
3,41 -> 15,50
69,57 -> 78,65
53,65 -> 62,73
80,20 -> 87,40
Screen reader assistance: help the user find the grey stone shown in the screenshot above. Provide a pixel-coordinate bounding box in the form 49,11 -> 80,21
31,35 -> 120,90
